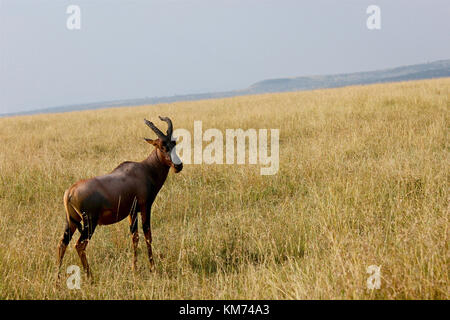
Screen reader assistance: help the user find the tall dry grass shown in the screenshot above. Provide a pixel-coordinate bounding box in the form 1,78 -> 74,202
0,79 -> 448,299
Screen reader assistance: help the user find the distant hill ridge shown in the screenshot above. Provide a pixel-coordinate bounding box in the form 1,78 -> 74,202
3,59 -> 449,117
246,59 -> 450,93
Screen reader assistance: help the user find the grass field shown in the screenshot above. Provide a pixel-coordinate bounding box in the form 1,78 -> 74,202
0,79 -> 448,299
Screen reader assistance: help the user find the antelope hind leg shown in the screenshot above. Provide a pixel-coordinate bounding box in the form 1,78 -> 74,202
56,221 -> 77,282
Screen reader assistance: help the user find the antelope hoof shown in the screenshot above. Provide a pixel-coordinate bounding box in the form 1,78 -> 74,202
86,273 -> 95,285
149,259 -> 155,272
55,272 -> 62,287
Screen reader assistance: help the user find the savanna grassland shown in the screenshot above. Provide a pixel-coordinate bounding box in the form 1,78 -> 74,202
0,79 -> 448,299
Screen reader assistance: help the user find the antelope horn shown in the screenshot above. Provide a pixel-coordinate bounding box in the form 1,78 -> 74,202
144,119 -> 167,141
158,116 -> 173,139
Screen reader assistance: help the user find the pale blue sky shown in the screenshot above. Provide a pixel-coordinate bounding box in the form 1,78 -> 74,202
1,0 -> 449,114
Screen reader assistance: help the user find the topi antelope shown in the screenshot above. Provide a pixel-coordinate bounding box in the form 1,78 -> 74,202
57,116 -> 183,279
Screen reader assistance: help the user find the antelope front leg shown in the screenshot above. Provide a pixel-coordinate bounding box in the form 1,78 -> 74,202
141,205 -> 155,271
128,214 -> 139,271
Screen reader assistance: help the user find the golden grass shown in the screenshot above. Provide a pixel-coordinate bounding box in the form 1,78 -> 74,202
0,79 -> 448,299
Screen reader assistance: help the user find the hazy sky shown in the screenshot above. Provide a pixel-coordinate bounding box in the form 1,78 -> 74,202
1,0 -> 449,114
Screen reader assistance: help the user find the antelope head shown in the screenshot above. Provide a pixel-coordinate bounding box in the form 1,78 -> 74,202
144,116 -> 183,173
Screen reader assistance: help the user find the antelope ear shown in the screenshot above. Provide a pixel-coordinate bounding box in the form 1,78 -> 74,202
144,138 -> 159,146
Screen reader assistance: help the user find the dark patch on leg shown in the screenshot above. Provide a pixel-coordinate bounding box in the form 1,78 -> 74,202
135,203 -> 141,215
69,216 -> 82,232
61,222 -> 73,245
130,217 -> 138,234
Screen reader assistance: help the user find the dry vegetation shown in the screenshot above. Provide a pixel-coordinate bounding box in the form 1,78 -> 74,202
0,79 -> 448,299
